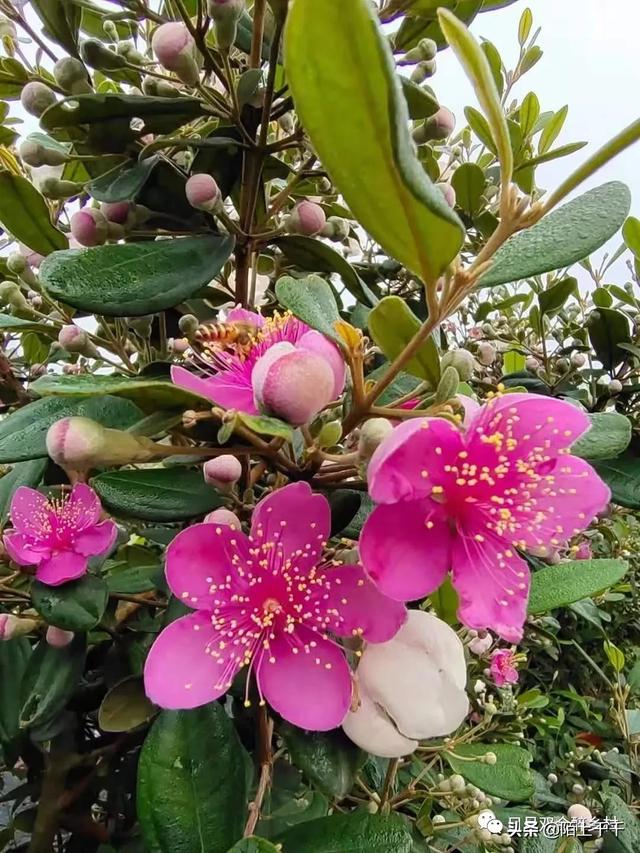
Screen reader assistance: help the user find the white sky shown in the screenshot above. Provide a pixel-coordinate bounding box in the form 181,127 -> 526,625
439,0 -> 640,280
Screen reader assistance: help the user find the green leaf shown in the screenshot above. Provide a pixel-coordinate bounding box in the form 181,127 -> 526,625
451,162 -> 486,215
237,413 -> 293,441
31,0 -> 80,57
571,412 -> 632,461
503,350 -> 526,373
0,395 -> 141,463
19,634 -> 86,729
519,91 -> 540,137
465,105 -> 497,154
0,313 -> 56,335
31,373 -> 202,414
594,451 -> 640,509
41,94 -> 208,141
604,639 -> 625,673
444,743 -> 535,802
275,274 -> 342,340
429,576 -> 459,625
439,8 -> 512,183
518,7 -> 533,44
368,296 -> 441,387
514,141 -> 587,172
601,792 -> 640,853
41,236 -> 235,317
0,171 -> 67,256
91,469 -> 225,521
31,575 -> 109,632
226,840 -> 280,853
277,812 -> 413,853
0,459 -> 47,525
284,0 -> 463,282
520,44 -> 543,73
538,277 -> 576,316
0,638 -> 31,747
622,216 -> 640,257
527,559 -> 628,613
137,707 -> 248,853
98,676 -> 156,733
538,105 -> 568,155
281,724 -> 364,799
479,182 -> 631,287
587,306 -> 632,370
276,236 -> 377,306
399,76 -> 439,119
87,155 -> 159,203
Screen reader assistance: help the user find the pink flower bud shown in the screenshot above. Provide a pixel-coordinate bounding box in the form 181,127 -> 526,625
203,507 -> 242,528
169,336 -> 189,355
0,613 -> 39,640
46,626 -> 74,648
70,208 -> 108,247
58,324 -> 89,353
437,182 -> 456,208
253,343 -> 335,426
152,22 -> 199,86
433,106 -> 456,136
101,201 -> 133,225
185,173 -> 222,212
477,341 -> 496,366
19,243 -> 45,269
203,454 -> 242,490
567,804 -> 592,822
46,417 -> 156,469
286,201 -> 326,236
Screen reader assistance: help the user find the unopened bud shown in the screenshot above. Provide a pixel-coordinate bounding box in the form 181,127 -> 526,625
20,140 -> 68,168
525,355 -> 540,372
53,57 -> 92,94
567,804 -> 592,822
40,177 -> 85,200
0,281 -> 29,312
186,173 -> 222,212
116,41 -> 146,66
178,314 -> 200,336
7,253 -> 37,288
58,325 -> 99,357
142,76 -> 180,97
70,208 -> 109,247
358,418 -> 393,462
101,201 -> 135,227
400,38 -> 438,65
46,626 -> 74,648
412,106 -> 456,144
80,39 -> 128,71
477,341 -> 496,366
169,337 -> 189,355
609,379 -> 623,394
484,751 -> 497,765
152,22 -> 199,86
208,0 -> 245,50
20,81 -> 56,117
285,201 -> 326,236
321,216 -> 350,241
436,182 -> 456,208
46,417 -> 158,470
317,419 -> 343,448
441,349 -> 474,381
203,454 -> 242,491
435,365 -> 460,403
570,352 -> 586,368
204,507 -> 242,528
0,613 -> 39,640
410,59 -> 437,83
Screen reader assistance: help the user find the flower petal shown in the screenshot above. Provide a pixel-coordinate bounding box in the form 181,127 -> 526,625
9,486 -> 50,537
226,307 -> 266,328
3,531 -> 46,566
36,550 -> 88,586
257,625 -> 352,730
144,612 -> 238,709
250,482 -> 330,570
368,417 -> 464,504
452,528 -> 529,643
166,522 -> 250,610
171,365 -> 258,413
63,483 -> 102,528
509,454 -> 610,552
360,500 -> 451,601
343,690 -> 418,758
322,563 -> 407,643
74,519 -> 117,558
298,330 -> 346,399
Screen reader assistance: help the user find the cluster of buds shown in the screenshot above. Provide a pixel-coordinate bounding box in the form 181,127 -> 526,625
70,202 -> 139,247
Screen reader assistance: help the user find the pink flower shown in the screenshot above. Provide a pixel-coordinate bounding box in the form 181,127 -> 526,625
574,540 -> 593,560
359,394 -> 611,642
3,485 -> 117,586
489,648 -> 519,686
144,482 -> 406,730
171,308 -> 346,416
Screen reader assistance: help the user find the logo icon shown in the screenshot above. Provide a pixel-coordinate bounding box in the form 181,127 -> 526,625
477,810 -> 504,834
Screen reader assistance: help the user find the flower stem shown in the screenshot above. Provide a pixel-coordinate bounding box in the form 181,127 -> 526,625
244,704 -> 273,836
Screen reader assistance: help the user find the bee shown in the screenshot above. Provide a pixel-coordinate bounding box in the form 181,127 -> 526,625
193,321 -> 260,355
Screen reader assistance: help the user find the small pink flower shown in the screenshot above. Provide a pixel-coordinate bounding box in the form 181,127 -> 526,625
574,540 -> 592,560
489,648 -> 519,686
171,309 -> 346,417
359,394 -> 610,642
144,482 -> 407,730
3,485 -> 117,587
